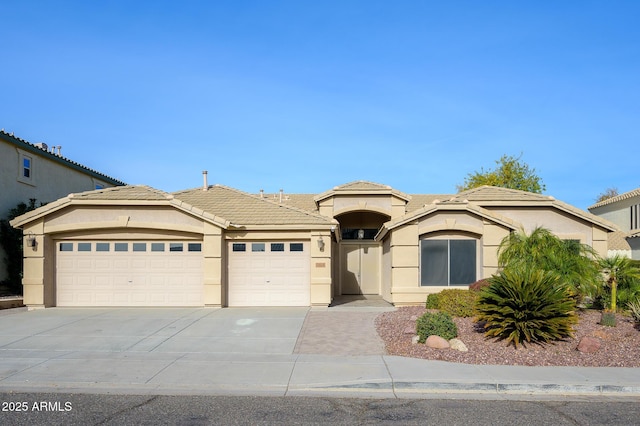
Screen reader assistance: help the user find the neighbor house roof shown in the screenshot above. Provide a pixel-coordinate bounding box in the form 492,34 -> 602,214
607,231 -> 632,251
0,130 -> 126,186
588,187 -> 640,209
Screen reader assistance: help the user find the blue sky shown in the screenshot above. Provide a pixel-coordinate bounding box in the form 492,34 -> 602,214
2,1 -> 638,209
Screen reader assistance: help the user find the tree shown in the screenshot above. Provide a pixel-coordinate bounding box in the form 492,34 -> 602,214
0,199 -> 42,295
595,187 -> 619,203
497,227 -> 601,301
457,154 -> 546,193
598,255 -> 640,312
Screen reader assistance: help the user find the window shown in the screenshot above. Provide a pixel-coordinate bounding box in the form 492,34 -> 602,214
290,243 -> 304,252
151,243 -> 165,252
77,243 -> 92,252
341,228 -> 378,240
232,243 -> 246,252
114,243 -> 128,252
252,243 -> 265,252
271,243 -> 285,252
96,243 -> 110,252
133,243 -> 147,252
59,242 -> 73,252
169,243 -> 183,252
23,157 -> 32,178
188,243 -> 202,252
420,239 -> 476,286
632,204 -> 640,230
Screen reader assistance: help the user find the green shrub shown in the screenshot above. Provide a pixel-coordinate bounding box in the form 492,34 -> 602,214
425,293 -> 440,309
416,311 -> 458,343
475,268 -> 578,348
424,289 -> 478,317
627,299 -> 640,323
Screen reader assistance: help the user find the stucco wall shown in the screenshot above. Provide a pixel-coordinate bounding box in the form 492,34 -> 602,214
590,200 -> 637,233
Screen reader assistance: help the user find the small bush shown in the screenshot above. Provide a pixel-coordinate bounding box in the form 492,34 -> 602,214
628,300 -> 640,323
416,311 -> 458,343
424,289 -> 478,317
475,268 -> 578,348
469,279 -> 490,292
425,293 -> 440,309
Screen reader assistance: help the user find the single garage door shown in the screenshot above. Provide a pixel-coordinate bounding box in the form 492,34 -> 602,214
227,241 -> 310,306
56,241 -> 204,307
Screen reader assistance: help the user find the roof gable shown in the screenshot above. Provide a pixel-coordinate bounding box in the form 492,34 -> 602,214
314,180 -> 411,203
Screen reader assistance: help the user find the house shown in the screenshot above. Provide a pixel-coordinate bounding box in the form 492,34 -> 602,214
0,130 -> 125,282
588,188 -> 640,259
10,178 -> 617,309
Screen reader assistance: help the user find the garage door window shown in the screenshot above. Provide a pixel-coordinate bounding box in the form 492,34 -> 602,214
290,243 -> 304,252
60,243 -> 73,251
252,243 -> 265,252
96,243 -> 110,252
188,243 -> 202,252
271,243 -> 285,252
169,243 -> 183,252
133,243 -> 147,252
78,243 -> 92,252
232,243 -> 246,252
151,243 -> 165,252
114,243 -> 128,252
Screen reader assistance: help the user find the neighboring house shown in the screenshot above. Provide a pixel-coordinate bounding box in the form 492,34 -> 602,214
10,179 -> 616,309
588,188 -> 640,260
0,130 -> 126,282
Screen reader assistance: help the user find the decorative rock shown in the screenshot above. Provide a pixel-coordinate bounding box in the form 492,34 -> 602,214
404,326 -> 415,334
425,335 -> 450,349
410,315 -> 419,321
411,335 -> 420,344
577,336 -> 601,353
449,338 -> 468,352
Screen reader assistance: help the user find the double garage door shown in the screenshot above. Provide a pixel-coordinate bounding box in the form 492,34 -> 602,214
227,241 -> 310,306
56,240 -> 204,307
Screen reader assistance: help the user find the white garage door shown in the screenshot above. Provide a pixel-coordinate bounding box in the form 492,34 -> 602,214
56,241 -> 204,307
227,241 -> 310,306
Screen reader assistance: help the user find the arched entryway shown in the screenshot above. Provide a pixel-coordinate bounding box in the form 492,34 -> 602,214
335,211 -> 389,295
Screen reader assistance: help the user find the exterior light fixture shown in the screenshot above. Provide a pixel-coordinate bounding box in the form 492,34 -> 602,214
26,231 -> 37,248
317,236 -> 325,251
357,229 -> 365,240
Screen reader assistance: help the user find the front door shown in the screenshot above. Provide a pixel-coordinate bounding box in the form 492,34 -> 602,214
340,243 -> 380,295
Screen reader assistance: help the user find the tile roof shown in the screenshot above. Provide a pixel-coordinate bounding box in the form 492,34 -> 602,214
607,231 -> 632,251
451,185 -> 554,203
588,187 -> 640,209
69,185 -> 171,201
0,130 -> 126,186
405,194 -> 454,212
333,181 -> 394,191
173,185 -> 335,226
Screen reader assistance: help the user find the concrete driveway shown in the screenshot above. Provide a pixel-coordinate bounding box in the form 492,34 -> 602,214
0,307 -> 310,355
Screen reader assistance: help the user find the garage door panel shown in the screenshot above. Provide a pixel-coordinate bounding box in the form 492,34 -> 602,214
228,241 -> 310,307
56,240 -> 203,307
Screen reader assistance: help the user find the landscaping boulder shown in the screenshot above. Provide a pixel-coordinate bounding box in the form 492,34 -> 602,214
404,326 -> 415,335
411,335 -> 420,344
425,335 -> 450,349
449,338 -> 468,352
577,336 -> 601,353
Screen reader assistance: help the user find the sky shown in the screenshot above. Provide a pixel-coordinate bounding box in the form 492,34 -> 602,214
2,1 -> 639,210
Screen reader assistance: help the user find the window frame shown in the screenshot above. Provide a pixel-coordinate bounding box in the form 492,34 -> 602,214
419,237 -> 477,287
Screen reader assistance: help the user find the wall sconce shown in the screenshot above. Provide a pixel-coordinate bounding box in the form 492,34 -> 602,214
357,229 -> 365,240
26,232 -> 37,248
317,236 -> 325,251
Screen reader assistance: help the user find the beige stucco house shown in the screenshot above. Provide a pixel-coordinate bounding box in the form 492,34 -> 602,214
0,130 -> 125,282
10,178 -> 617,309
588,187 -> 640,260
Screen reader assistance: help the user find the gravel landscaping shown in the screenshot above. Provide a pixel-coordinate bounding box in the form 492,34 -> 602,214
375,307 -> 640,367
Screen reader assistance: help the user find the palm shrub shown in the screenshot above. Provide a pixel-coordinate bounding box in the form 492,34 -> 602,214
416,311 -> 458,343
476,267 -> 578,348
599,255 -> 640,312
497,227 -> 601,302
628,299 -> 640,323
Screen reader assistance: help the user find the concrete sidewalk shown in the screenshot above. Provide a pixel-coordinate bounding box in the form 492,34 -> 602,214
0,306 -> 638,398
